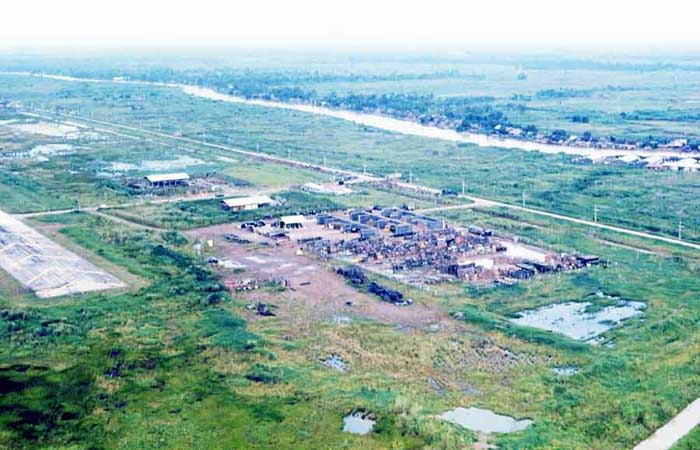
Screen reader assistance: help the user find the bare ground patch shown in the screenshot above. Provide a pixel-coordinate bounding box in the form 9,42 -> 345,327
188,224 -> 448,332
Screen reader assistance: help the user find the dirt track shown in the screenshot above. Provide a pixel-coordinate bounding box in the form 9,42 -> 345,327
187,224 -> 448,332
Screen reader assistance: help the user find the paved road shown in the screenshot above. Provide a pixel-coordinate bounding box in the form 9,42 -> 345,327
418,200 -> 700,251
416,198 -> 497,213
633,398 -> 700,450
23,110 -> 700,252
12,74 -> 700,448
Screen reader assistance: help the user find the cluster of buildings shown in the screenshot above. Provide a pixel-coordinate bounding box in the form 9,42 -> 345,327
574,154 -> 700,172
304,207 -> 599,286
0,99 -> 21,110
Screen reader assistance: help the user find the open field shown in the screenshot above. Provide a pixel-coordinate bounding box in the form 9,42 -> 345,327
2,53 -> 700,449
2,73 -> 700,246
0,173 -> 699,448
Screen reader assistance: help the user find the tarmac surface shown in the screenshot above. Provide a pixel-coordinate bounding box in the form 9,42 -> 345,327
0,208 -> 124,298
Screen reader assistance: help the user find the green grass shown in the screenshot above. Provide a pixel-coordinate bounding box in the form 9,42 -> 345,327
3,75 -> 700,243
4,64 -> 700,449
103,190 -> 342,229
672,426 -> 700,449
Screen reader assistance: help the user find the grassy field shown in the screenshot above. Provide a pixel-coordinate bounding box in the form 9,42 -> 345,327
672,425 -> 700,449
2,73 -> 699,244
298,64 -> 700,142
2,60 -> 700,449
0,188 -> 699,448
103,191 -> 343,230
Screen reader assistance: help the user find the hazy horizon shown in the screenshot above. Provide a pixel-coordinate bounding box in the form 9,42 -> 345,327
3,0 -> 700,53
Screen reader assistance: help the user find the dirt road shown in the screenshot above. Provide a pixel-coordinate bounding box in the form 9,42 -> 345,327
22,110 -> 700,252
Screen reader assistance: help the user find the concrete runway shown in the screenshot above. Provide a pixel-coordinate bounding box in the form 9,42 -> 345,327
0,208 -> 124,298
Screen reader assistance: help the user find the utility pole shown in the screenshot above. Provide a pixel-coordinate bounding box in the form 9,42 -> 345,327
462,180 -> 466,195
288,148 -> 291,159
678,220 -> 684,240
256,143 -> 260,153
409,170 -> 413,184
594,205 -> 599,223
363,163 -> 367,174
323,155 -> 327,167
522,191 -> 526,207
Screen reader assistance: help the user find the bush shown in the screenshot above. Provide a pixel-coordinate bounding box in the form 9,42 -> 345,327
198,309 -> 259,352
245,363 -> 291,384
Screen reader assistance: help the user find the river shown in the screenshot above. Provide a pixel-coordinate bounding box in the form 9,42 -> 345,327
4,71 -> 700,159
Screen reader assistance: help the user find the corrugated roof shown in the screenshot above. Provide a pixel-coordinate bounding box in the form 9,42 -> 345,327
663,158 -> 700,169
617,154 -> 640,163
145,173 -> 190,183
222,195 -> 274,207
280,215 -> 306,224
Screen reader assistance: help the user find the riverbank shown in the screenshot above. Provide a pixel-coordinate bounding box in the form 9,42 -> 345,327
4,71 -> 700,159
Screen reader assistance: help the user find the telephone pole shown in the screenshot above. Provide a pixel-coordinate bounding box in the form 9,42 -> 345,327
522,191 -> 526,207
678,220 -> 684,240
594,205 -> 599,223
462,180 -> 466,195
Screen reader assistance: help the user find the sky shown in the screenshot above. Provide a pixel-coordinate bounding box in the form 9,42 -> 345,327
2,0 -> 700,52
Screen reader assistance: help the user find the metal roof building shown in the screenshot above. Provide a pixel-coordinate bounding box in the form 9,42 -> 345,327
145,173 -> 190,186
221,195 -> 274,211
278,215 -> 306,228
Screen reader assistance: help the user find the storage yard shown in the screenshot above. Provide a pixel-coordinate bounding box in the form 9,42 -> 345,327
0,208 -> 125,298
299,207 -> 599,287
181,200 -> 602,337
187,222 -> 447,329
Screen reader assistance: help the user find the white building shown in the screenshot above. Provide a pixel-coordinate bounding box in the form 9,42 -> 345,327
301,182 -> 352,196
221,195 -> 274,211
617,154 -> 641,164
668,138 -> 688,148
145,173 -> 190,186
278,215 -> 306,229
662,158 -> 700,172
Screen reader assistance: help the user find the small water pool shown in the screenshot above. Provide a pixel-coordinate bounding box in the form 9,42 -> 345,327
509,300 -> 645,342
439,407 -> 532,433
342,412 -> 375,435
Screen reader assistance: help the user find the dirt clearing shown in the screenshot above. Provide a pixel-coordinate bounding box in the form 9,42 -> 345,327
188,224 -> 448,331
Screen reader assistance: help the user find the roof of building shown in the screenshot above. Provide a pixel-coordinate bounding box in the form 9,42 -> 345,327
145,173 -> 190,183
642,155 -> 665,164
222,195 -> 274,208
280,215 -> 306,224
617,154 -> 640,163
662,158 -> 700,169
301,182 -> 353,195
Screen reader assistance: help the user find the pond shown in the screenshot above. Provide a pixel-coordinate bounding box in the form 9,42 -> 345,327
552,366 -> 579,376
509,300 -> 645,342
322,354 -> 348,372
342,412 -> 375,435
439,407 -> 532,433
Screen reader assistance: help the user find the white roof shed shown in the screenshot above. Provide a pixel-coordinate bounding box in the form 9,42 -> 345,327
145,173 -> 190,183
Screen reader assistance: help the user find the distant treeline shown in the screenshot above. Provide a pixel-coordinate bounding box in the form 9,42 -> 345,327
4,61 -> 700,149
